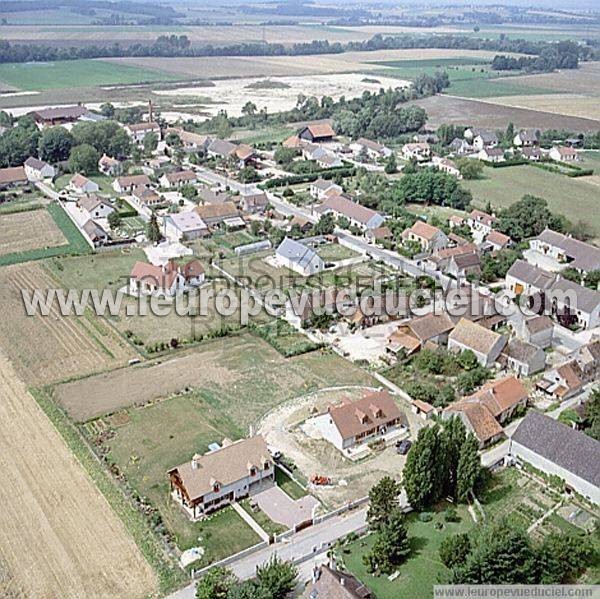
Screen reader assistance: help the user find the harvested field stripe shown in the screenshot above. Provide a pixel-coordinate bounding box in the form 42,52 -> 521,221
0,352 -> 158,598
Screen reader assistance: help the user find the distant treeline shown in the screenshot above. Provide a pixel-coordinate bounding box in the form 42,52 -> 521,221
492,41 -> 581,71
0,0 -> 181,18
0,32 -> 597,65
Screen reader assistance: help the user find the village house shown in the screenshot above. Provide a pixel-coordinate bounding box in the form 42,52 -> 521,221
513,129 -> 540,147
446,252 -> 481,280
76,194 -> 115,220
298,122 -> 336,143
350,138 -> 392,160
401,221 -> 448,253
448,318 -> 507,367
288,215 -> 313,234
505,259 -> 555,297
547,278 -> 600,329
68,173 -> 99,194
276,237 -> 324,276
98,154 -> 121,176
311,391 -> 405,452
426,243 -> 478,272
113,174 -> 152,194
168,436 -> 274,520
509,412 -> 600,505
302,563 -> 374,599
159,170 -> 197,189
444,376 -> 528,448
432,156 -> 462,179
125,122 -> 161,144
448,215 -> 465,229
132,187 -> 162,208
303,145 -> 343,168
282,135 -> 305,149
572,339 -> 600,383
365,225 -> 393,244
163,211 -> 209,241
82,219 -> 109,246
234,144 -> 257,168
528,229 -> 600,276
309,178 -> 342,200
29,105 -> 91,127
0,166 -> 28,189
24,156 -> 55,181
467,209 -> 496,238
239,190 -> 268,214
449,137 -> 472,155
537,360 -> 584,400
314,195 -> 385,231
165,127 -> 212,153
207,138 -> 237,160
195,201 -> 239,227
521,147 -> 542,161
550,146 -> 579,163
401,142 -> 431,162
521,315 -> 554,349
478,147 -> 505,163
386,312 -> 455,357
472,130 -> 499,150
484,230 -> 512,252
500,339 -> 546,377
129,259 -> 204,297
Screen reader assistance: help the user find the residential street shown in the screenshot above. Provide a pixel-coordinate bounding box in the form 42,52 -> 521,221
168,507 -> 368,598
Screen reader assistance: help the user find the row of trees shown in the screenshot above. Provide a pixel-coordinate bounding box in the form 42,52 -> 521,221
441,519 -> 595,584
492,40 -> 581,72
1,32 -> 597,64
195,556 -> 297,599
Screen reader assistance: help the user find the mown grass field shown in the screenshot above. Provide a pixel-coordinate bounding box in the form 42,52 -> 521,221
464,164 -> 600,237
0,59 -> 181,91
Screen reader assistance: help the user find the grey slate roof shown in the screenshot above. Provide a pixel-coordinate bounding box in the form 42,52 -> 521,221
507,260 -> 555,290
533,229 -> 600,273
511,411 -> 600,488
549,278 -> 600,314
277,237 -> 322,270
503,339 -> 542,363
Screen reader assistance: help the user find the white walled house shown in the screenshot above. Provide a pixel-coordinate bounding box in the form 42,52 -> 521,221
448,318 -> 506,368
309,178 -> 342,200
401,142 -> 431,162
68,173 -> 99,194
276,237 -> 324,276
125,122 -> 161,144
24,157 -> 55,181
509,412 -> 600,505
159,170 -> 197,189
314,195 -> 385,231
168,436 -> 274,519
163,211 -> 208,241
76,195 -> 115,220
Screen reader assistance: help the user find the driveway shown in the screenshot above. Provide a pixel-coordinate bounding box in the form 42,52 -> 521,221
253,486 -> 320,529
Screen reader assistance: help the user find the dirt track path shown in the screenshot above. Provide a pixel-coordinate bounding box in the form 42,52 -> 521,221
0,351 -> 157,599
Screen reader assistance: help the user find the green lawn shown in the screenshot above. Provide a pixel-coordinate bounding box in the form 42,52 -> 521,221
464,164 -> 600,237
317,243 -> 360,262
239,499 -> 287,536
275,466 -> 308,500
340,504 -> 474,599
0,59 -> 181,91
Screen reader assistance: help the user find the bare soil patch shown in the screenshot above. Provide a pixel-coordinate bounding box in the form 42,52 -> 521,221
412,94 -> 600,130
0,209 -> 67,256
0,351 -> 156,599
0,263 -> 135,385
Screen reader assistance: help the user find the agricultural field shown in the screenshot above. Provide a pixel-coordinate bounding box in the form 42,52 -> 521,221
53,331 -> 376,422
0,203 -> 90,266
464,164 -> 600,239
0,59 -> 182,92
0,262 -> 136,385
0,351 -> 157,598
412,94 -> 600,131
0,208 -> 66,257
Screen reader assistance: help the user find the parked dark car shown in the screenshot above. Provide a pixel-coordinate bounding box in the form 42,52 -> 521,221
396,439 -> 412,455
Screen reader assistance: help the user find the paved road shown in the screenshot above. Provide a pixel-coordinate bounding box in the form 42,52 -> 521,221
169,508 -> 368,598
